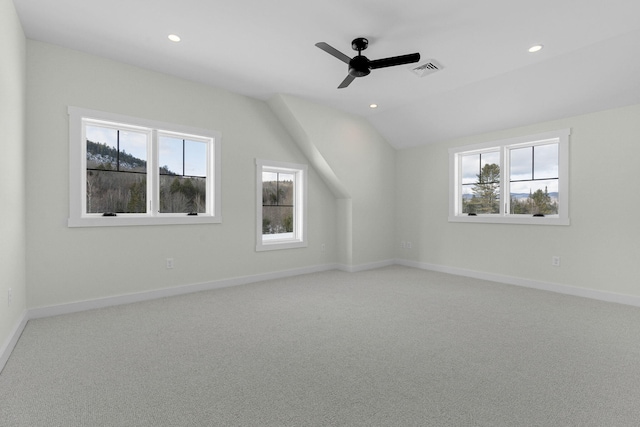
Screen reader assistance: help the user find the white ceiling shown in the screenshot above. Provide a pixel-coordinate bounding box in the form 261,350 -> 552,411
13,0 -> 640,149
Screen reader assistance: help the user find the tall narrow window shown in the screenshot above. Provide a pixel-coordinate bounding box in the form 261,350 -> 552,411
256,159 -> 307,251
262,170 -> 295,238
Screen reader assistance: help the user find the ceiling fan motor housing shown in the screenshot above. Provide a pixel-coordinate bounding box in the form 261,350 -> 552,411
349,55 -> 371,77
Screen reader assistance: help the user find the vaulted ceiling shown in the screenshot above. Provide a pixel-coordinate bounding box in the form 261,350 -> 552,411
14,0 -> 640,149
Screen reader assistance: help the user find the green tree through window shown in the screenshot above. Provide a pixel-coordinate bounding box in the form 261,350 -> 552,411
463,163 -> 500,214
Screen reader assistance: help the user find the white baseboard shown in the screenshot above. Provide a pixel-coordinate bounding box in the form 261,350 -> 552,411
337,259 -> 395,273
396,259 -> 640,308
0,310 -> 28,374
28,263 -> 340,320
19,259 -> 396,321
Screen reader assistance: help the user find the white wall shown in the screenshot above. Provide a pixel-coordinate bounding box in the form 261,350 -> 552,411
396,104 -> 640,298
268,95 -> 397,268
17,23 -> 640,327
25,41 -> 338,309
0,0 -> 27,365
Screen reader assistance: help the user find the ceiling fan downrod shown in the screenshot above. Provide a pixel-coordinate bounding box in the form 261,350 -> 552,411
349,38 -> 371,78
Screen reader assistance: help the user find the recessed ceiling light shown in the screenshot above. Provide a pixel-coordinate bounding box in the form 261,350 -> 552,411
528,44 -> 543,53
168,34 -> 181,42
369,103 -> 378,109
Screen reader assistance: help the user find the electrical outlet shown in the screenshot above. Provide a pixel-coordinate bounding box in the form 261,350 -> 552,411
166,258 -> 174,269
321,244 -> 326,252
401,241 -> 406,249
551,256 -> 560,267
8,288 -> 12,307
406,242 -> 412,249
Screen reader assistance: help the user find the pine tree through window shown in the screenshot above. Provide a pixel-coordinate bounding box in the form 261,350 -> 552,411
461,151 -> 500,214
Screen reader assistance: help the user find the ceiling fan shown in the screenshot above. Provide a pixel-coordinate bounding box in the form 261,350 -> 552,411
315,37 -> 420,88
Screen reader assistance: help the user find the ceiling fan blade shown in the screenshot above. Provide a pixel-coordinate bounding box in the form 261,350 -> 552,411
369,53 -> 420,69
315,42 -> 351,64
338,74 -> 356,89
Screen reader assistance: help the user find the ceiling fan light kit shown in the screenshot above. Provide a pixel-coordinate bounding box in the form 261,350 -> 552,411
316,37 -> 421,88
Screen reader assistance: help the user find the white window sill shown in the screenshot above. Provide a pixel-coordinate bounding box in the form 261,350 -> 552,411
68,215 -> 222,227
448,215 -> 570,226
256,237 -> 307,251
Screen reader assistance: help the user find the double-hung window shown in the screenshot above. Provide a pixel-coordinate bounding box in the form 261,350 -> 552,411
449,129 -> 570,225
256,159 -> 307,251
69,107 -> 221,227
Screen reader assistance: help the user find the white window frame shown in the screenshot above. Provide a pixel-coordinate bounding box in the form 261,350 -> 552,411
68,106 -> 222,227
449,129 -> 570,225
256,159 -> 308,251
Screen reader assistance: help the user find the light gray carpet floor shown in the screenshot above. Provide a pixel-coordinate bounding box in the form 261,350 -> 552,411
2,266 -> 640,426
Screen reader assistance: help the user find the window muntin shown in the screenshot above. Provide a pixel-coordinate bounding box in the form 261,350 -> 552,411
69,107 -> 221,227
449,129 -> 570,225
256,159 -> 307,251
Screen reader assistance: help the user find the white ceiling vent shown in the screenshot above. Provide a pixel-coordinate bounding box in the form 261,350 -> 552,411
410,59 -> 443,77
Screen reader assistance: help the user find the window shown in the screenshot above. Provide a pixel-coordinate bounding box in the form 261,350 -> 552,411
449,129 -> 570,225
69,107 -> 221,227
256,159 -> 307,251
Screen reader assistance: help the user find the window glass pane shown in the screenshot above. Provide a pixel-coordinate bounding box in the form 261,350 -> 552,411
159,136 -> 183,176
510,147 -> 532,181
510,179 -> 558,215
534,143 -> 558,179
86,170 -> 147,213
460,151 -> 500,214
481,151 -> 500,170
277,173 -> 294,205
159,136 -> 208,214
509,143 -> 559,215
462,175 -> 501,214
185,140 -> 207,178
119,130 -> 147,172
159,176 -> 206,213
86,125 -> 117,167
262,171 -> 295,237
85,125 -> 147,214
461,184 -> 475,214
461,154 -> 479,184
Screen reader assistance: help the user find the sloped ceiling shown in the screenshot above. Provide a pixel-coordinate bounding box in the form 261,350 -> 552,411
14,0 -> 640,148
